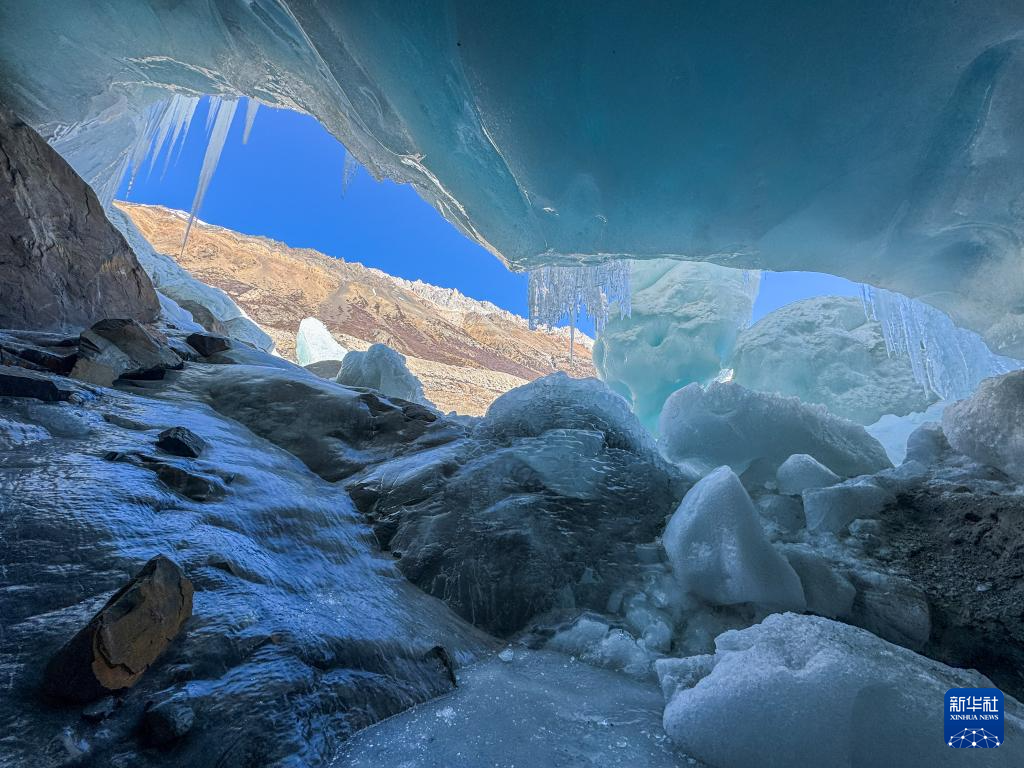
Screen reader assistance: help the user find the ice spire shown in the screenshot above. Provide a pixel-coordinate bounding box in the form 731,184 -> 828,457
180,97 -> 239,251
861,285 -> 1021,400
528,261 -> 632,358
242,97 -> 259,144
341,150 -> 360,196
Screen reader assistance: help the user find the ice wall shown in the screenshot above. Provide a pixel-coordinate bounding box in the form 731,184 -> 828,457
3,2 -> 1024,354
592,260 -> 758,431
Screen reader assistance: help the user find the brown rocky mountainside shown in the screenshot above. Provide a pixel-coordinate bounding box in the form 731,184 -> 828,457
119,202 -> 593,414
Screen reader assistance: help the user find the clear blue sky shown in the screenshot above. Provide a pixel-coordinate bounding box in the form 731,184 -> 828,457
117,97 -> 860,329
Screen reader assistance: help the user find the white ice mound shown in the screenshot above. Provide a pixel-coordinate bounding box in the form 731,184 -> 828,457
593,260 -> 758,431
477,372 -> 658,457
295,317 -> 348,367
335,343 -> 432,407
658,382 -> 892,477
943,370 -> 1024,481
663,467 -> 805,611
731,296 -> 936,424
802,476 -> 894,533
776,454 -> 840,495
657,613 -> 1024,768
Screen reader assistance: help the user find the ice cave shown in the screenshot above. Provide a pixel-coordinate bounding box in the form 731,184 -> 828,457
2,2 -> 1024,767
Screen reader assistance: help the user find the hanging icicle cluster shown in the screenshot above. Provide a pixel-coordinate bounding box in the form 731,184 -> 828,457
527,261 -> 632,358
117,93 -> 262,252
860,284 -> 1021,401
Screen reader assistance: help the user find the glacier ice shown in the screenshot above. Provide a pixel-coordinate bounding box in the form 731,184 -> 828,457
335,343 -> 432,407
861,286 -> 1022,401
777,544 -> 856,620
295,317 -> 349,367
527,262 -> 631,356
802,476 -> 894,533
663,467 -> 805,612
658,381 -> 892,478
731,296 -> 936,424
656,613 -> 1024,768
943,370 -> 1024,480
592,260 -> 759,431
5,3 -> 1024,354
775,454 -> 840,495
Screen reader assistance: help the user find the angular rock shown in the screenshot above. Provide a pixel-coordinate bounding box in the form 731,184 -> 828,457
943,370 -> 1024,480
71,319 -> 182,386
304,359 -> 344,380
0,332 -> 78,375
143,700 -> 196,747
156,427 -> 206,458
42,556 -> 192,703
779,544 -> 856,619
0,365 -> 79,402
0,107 -> 158,331
185,332 -> 231,358
105,451 -> 226,502
178,300 -> 228,336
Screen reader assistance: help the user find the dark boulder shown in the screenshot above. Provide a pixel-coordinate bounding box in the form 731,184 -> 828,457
0,331 -> 78,374
71,319 -> 182,386
104,451 -> 226,501
143,699 -> 196,747
156,426 -> 206,458
178,300 -> 228,336
0,107 -> 159,331
42,556 -> 193,703
186,332 -> 231,357
0,365 -> 79,402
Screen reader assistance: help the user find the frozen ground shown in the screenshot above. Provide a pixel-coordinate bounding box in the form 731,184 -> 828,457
333,649 -> 691,768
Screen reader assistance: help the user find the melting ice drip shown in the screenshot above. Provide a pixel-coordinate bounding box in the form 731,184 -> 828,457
528,262 -> 631,359
861,285 -> 1021,401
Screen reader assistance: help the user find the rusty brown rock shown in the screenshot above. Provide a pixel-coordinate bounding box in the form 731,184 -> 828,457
42,555 -> 193,703
0,108 -> 159,332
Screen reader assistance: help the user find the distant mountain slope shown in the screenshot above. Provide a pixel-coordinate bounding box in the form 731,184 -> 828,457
118,202 -> 593,414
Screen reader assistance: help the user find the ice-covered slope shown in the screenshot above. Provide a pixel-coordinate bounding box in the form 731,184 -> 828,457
3,2 -> 1024,354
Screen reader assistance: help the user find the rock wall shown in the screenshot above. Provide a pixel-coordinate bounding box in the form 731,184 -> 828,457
0,107 -> 159,331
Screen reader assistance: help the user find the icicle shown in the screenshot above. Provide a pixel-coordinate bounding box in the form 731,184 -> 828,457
860,285 -> 1021,400
527,261 -> 632,335
242,97 -> 259,144
162,96 -> 200,178
341,150 -> 360,196
181,97 -> 239,251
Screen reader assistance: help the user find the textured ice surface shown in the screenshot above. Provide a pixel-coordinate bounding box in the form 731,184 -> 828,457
335,343 -> 432,407
593,260 -> 758,431
802,476 -> 894,533
656,613 -> 1024,768
0,360 -> 486,767
944,370 -> 1024,480
335,649 -> 686,768
295,317 -> 348,367
663,467 -> 805,611
776,454 -> 840,495
778,544 -> 856,619
732,296 -> 936,424
658,382 -> 891,477
862,286 -> 1021,400
867,400 -> 950,464
5,3 -> 1024,354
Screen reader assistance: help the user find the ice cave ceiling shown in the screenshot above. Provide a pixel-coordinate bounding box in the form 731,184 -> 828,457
2,1 -> 1024,353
